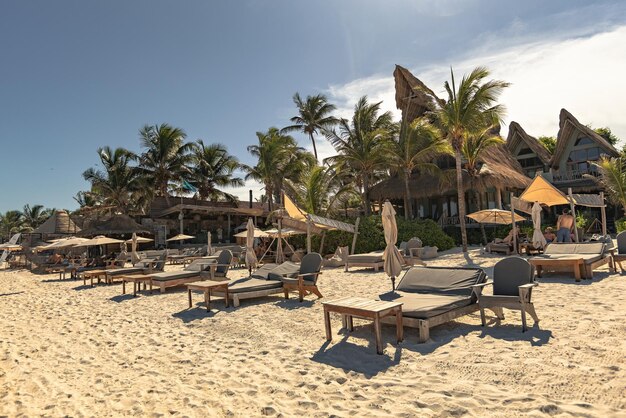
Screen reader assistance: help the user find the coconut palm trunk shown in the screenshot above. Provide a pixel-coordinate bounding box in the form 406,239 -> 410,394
362,175 -> 371,216
404,169 -> 412,220
454,146 -> 468,252
309,132 -> 318,161
474,189 -> 488,245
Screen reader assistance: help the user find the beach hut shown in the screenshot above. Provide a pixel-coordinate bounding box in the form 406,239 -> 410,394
78,214 -> 151,238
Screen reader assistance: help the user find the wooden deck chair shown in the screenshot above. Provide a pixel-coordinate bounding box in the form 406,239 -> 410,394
282,253 -> 323,302
208,250 -> 233,279
612,232 -> 626,273
473,256 -> 539,332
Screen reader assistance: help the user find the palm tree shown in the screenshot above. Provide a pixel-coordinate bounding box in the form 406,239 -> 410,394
20,204 -> 50,230
189,140 -> 243,201
138,124 -> 195,197
244,127 -> 314,211
590,156 -> 626,215
285,164 -> 357,217
82,146 -> 143,214
389,117 -> 450,219
326,96 -> 396,215
0,210 -> 23,241
282,93 -> 338,161
422,67 -> 509,251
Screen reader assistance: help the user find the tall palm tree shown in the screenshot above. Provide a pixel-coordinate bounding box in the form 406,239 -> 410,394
423,67 -> 509,251
389,117 -> 450,219
285,164 -> 357,217
21,204 -> 50,230
590,156 -> 626,216
189,140 -> 243,201
282,93 -> 338,161
82,146 -> 143,214
326,96 -> 396,215
0,210 -> 23,241
244,127 -> 314,211
138,124 -> 195,197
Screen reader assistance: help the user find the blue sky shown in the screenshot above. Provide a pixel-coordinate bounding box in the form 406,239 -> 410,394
1,0 -> 626,212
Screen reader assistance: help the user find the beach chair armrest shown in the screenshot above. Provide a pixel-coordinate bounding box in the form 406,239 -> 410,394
518,282 -> 538,289
518,282 -> 537,302
471,281 -> 492,298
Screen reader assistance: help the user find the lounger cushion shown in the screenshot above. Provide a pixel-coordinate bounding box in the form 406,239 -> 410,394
347,251 -> 384,263
534,254 -> 602,264
251,263 -> 278,280
227,277 -> 283,293
396,266 -> 486,297
379,291 -> 473,319
150,271 -> 200,281
267,262 -> 300,281
544,243 -> 604,255
106,267 -> 144,276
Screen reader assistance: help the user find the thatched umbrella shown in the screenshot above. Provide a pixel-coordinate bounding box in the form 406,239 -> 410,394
78,214 -> 149,237
382,201 -> 403,291
245,218 -> 258,276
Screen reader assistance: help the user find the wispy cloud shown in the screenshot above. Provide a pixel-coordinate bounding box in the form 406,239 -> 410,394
324,24 -> 626,145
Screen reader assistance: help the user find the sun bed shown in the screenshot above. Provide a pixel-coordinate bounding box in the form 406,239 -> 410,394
529,242 -> 613,281
379,266 -> 490,343
149,258 -> 218,293
345,251 -> 385,272
611,232 -> 626,273
104,254 -> 166,283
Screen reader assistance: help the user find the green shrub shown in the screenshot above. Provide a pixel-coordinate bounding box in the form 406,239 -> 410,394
616,217 -> 626,233
288,215 -> 455,255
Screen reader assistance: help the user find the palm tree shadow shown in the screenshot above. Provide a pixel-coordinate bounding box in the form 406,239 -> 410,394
172,306 -> 221,323
109,294 -> 135,303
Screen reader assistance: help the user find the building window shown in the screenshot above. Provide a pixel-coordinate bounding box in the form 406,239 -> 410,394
567,146 -> 601,173
575,137 -> 594,146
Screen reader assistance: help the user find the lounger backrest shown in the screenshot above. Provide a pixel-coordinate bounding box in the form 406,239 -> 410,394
300,253 -> 323,282
251,263 -> 279,280
216,250 -> 233,275
267,262 -> 301,281
544,242 -> 604,255
184,258 -> 214,272
152,253 -> 167,271
396,266 -> 486,297
617,232 -> 626,254
493,257 -> 534,296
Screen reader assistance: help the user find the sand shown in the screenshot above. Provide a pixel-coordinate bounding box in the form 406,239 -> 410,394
0,248 -> 625,417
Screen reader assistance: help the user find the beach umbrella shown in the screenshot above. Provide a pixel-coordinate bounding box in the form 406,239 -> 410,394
166,233 -> 195,242
531,202 -> 547,249
467,209 -> 526,225
233,228 -> 269,238
207,231 -> 213,256
130,233 -> 141,266
74,235 -> 123,247
124,236 -> 153,244
382,201 -> 403,291
245,218 -> 258,276
43,237 -> 89,249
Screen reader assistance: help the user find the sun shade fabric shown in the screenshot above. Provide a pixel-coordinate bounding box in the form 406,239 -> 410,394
41,237 -> 89,249
467,209 -> 526,225
519,175 -> 569,206
382,201 -> 403,279
245,218 -> 258,270
283,194 -> 355,233
531,202 -> 547,249
511,197 -> 533,215
570,194 -> 605,207
166,234 -> 195,242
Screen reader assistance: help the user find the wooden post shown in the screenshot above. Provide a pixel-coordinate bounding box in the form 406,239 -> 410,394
306,216 -> 312,254
510,193 -> 518,254
496,188 -> 503,209
319,231 -> 326,255
351,217 -> 360,255
227,213 -> 231,242
277,218 -> 283,263
568,188 -> 579,242
600,192 -> 607,236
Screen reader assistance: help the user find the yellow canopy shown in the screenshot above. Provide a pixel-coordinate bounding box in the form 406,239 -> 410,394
518,175 -> 569,206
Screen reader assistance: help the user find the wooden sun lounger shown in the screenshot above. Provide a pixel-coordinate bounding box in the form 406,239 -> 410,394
344,252 -> 385,272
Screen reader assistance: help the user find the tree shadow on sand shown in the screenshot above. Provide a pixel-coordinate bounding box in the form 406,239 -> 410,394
0,291 -> 24,297
172,305 -> 226,323
536,270 -> 614,285
109,294 -> 136,303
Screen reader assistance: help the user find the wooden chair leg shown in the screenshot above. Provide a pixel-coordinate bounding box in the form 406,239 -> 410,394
526,303 -> 539,324
309,286 -> 323,299
520,304 -> 528,332
298,279 -> 304,302
283,287 -> 289,299
479,305 -> 487,327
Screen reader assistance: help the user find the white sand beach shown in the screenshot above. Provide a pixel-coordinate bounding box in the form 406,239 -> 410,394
1,248 -> 625,417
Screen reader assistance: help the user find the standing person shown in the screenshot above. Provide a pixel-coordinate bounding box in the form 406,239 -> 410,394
556,208 -> 574,242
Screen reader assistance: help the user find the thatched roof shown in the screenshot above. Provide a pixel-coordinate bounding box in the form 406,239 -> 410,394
551,108 -> 619,169
32,210 -> 81,235
78,214 -> 151,237
394,65 -> 443,123
370,145 -> 531,200
506,121 -> 552,164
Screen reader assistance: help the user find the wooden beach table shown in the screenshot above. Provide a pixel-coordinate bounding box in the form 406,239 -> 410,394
529,257 -> 584,281
121,274 -> 154,297
322,296 -> 403,355
186,280 -> 230,312
81,269 -> 108,287
44,266 -> 68,280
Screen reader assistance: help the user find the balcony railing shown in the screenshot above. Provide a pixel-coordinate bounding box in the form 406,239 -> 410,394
552,169 -> 600,183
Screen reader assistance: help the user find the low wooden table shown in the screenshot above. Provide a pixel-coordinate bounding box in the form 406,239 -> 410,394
121,274 -> 154,296
529,257 -> 584,281
45,266 -> 67,280
82,269 -> 108,287
322,296 -> 403,355
186,280 -> 230,312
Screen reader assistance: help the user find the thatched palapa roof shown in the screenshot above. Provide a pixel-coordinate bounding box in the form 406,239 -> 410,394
78,214 -> 151,237
370,145 -> 531,200
32,210 -> 80,235
394,65 -> 444,123
506,121 -> 552,164
551,108 -> 619,168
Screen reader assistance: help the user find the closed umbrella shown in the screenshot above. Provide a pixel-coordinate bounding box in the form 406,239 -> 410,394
531,202 -> 547,249
131,233 -> 141,265
245,218 -> 258,276
207,231 -> 213,256
382,201 -> 404,291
